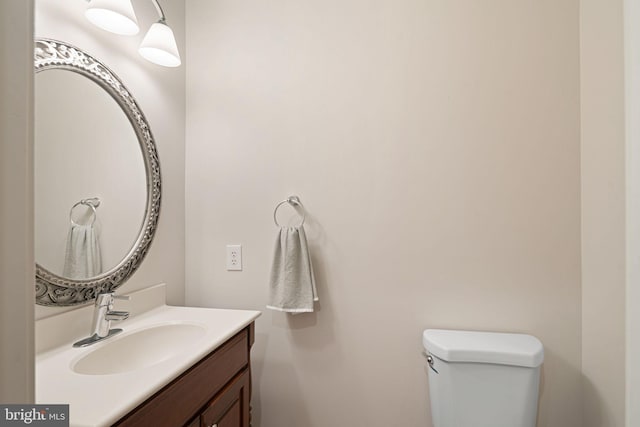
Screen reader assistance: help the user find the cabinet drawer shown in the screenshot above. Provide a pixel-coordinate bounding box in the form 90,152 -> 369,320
114,328 -> 249,427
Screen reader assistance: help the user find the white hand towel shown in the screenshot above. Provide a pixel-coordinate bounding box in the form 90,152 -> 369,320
63,223 -> 102,280
267,226 -> 318,313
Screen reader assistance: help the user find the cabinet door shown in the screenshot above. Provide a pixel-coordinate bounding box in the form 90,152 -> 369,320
201,369 -> 250,427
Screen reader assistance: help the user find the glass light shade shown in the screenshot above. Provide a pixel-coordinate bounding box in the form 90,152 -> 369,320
85,0 -> 139,35
139,22 -> 181,67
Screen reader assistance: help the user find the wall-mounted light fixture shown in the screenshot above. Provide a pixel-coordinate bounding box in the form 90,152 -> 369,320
85,0 -> 181,68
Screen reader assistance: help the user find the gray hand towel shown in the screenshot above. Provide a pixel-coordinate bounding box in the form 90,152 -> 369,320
267,226 -> 318,313
63,223 -> 102,280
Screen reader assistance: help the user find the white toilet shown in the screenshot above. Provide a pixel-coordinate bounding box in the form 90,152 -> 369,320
422,329 -> 544,427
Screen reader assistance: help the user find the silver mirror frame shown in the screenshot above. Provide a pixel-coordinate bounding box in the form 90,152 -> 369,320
34,38 -> 161,306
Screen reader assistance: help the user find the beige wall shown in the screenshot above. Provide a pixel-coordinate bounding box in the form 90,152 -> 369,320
34,0 -> 186,318
580,0 -> 627,426
16,0 -> 629,423
625,1 -> 640,424
0,0 -> 35,403
185,1 -> 582,426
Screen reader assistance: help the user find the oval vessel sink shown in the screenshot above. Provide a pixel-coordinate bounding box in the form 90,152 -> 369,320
72,323 -> 206,375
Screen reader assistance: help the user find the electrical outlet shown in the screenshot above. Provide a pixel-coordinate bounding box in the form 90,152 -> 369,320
226,245 -> 242,271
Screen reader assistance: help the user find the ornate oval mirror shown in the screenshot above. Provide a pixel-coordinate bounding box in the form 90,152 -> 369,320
34,38 -> 161,306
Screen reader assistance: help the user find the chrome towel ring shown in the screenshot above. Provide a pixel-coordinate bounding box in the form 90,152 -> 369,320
273,195 -> 305,227
69,197 -> 101,227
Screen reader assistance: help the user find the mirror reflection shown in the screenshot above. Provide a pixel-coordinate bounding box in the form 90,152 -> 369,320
34,69 -> 146,280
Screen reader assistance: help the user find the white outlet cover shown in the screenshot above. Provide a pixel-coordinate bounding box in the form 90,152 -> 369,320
226,245 -> 242,271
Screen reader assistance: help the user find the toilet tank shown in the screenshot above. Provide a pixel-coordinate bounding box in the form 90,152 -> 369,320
422,329 -> 544,427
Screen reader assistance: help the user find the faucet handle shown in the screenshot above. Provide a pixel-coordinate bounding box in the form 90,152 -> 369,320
105,310 -> 130,321
113,294 -> 131,301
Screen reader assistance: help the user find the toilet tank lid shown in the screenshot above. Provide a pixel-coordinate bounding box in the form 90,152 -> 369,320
422,329 -> 544,368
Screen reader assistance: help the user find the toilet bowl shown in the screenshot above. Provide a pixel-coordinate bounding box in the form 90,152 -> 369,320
422,329 -> 544,427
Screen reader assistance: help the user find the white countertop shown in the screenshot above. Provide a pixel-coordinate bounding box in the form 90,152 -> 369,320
36,304 -> 260,427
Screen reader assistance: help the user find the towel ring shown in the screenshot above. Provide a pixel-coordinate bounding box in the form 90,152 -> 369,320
69,198 -> 100,227
273,196 -> 305,227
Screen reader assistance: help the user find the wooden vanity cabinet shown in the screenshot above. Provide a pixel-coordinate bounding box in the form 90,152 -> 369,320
114,323 -> 254,427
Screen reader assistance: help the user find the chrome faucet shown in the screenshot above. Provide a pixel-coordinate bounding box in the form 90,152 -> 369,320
73,292 -> 130,347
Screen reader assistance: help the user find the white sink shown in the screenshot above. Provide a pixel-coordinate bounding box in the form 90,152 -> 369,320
71,322 -> 206,375
37,301 -> 260,427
